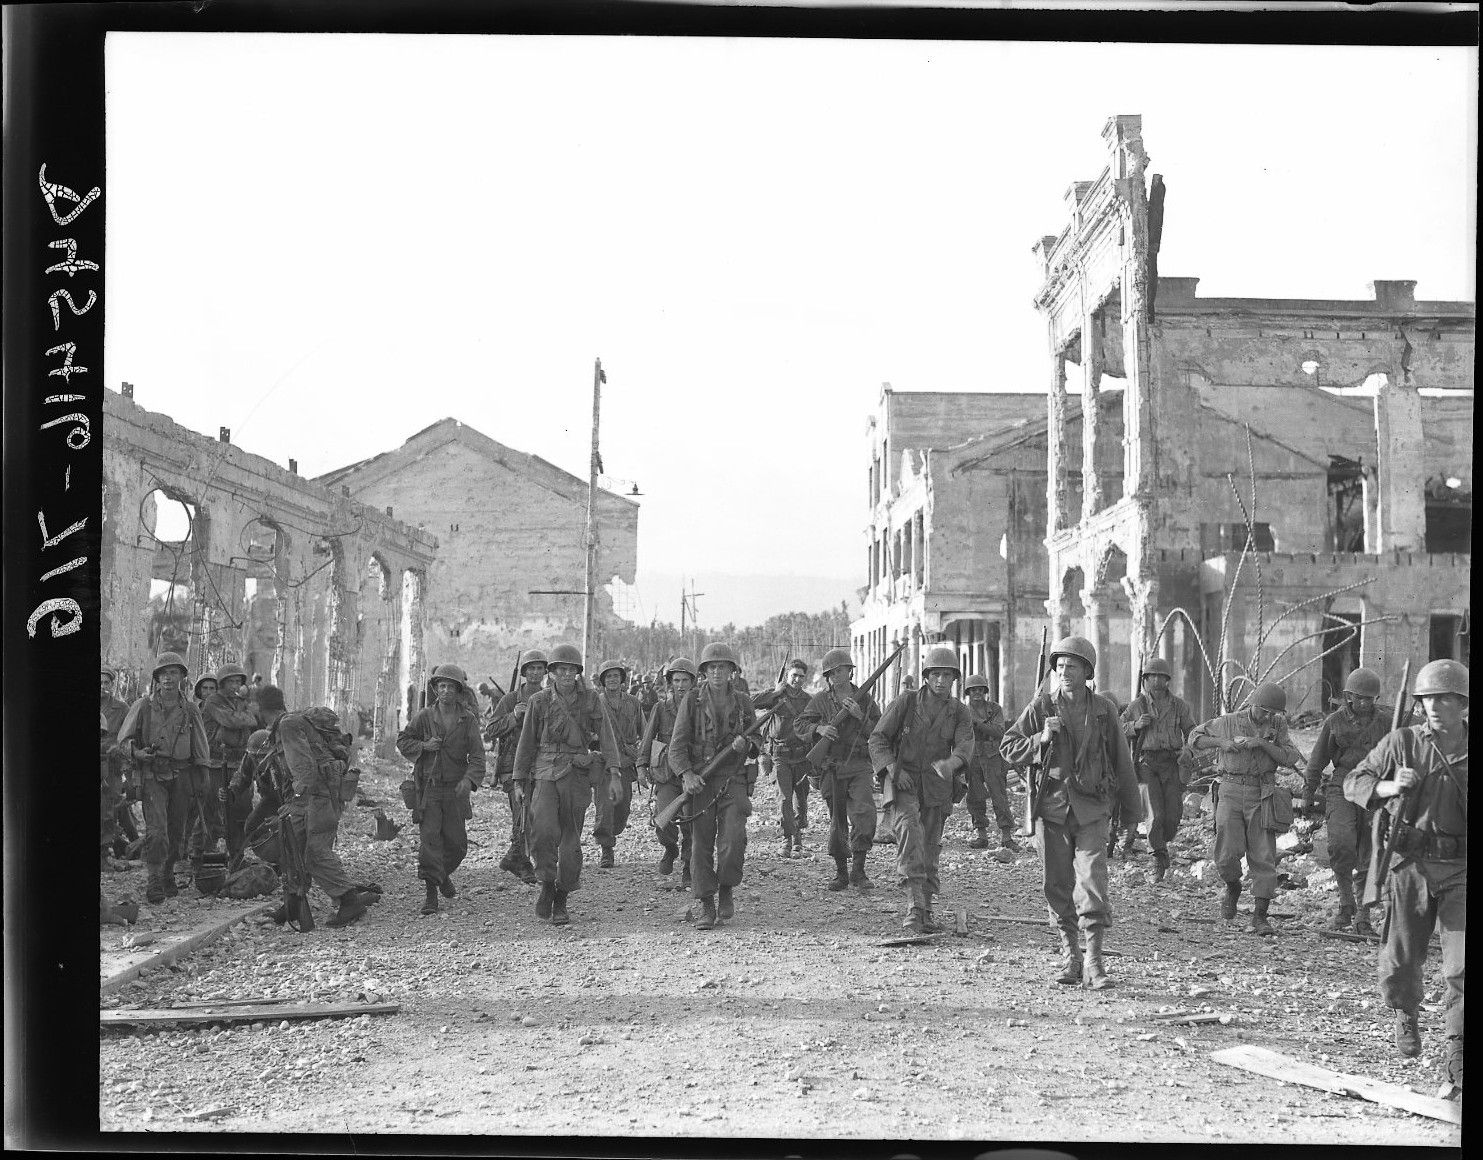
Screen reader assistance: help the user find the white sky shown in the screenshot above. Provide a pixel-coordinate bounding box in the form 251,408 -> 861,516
105,35 -> 1476,625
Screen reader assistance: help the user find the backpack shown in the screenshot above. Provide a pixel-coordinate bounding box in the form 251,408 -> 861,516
264,707 -> 348,797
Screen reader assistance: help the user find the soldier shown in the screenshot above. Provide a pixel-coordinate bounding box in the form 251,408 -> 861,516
1120,658 -> 1197,882
1001,636 -> 1141,988
488,650 -> 548,883
396,664 -> 488,915
1344,659 -> 1466,1097
962,674 -> 1016,852
199,662 -> 259,870
591,660 -> 643,868
751,659 -> 813,858
636,657 -> 698,886
224,726 -> 280,848
796,649 -> 882,890
513,644 -> 622,925
100,667 -> 133,868
116,653 -> 212,904
869,646 -> 975,934
193,672 -> 218,708
667,643 -> 756,930
1301,667 -> 1391,935
1188,682 -> 1304,936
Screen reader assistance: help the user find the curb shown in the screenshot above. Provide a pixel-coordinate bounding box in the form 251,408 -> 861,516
100,903 -> 274,995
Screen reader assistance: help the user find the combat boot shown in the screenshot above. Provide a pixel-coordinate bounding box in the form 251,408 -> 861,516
1082,927 -> 1112,990
695,895 -> 717,930
326,890 -> 367,928
1247,896 -> 1275,937
827,857 -> 850,892
1000,829 -> 1020,853
439,874 -> 457,899
718,885 -> 735,921
658,843 -> 678,875
968,827 -> 990,849
421,879 -> 439,915
535,881 -> 555,920
498,845 -> 518,873
1326,903 -> 1356,932
1055,927 -> 1083,985
162,861 -> 179,897
849,850 -> 873,891
551,889 -> 570,926
681,862 -> 692,890
599,845 -> 615,869
269,903 -> 290,925
145,863 -> 166,904
1441,1036 -> 1463,1097
919,900 -> 946,934
1352,903 -> 1377,939
517,859 -> 538,886
797,806 -> 808,830
779,838 -> 793,859
902,907 -> 929,935
1152,851 -> 1169,882
1220,880 -> 1241,920
1394,1008 -> 1421,1057
1121,830 -> 1140,857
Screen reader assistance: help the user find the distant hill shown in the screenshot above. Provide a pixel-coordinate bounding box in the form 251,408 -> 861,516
618,571 -> 860,630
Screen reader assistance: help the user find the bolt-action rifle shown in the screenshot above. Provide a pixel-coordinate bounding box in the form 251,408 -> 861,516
653,706 -> 782,830
1017,628 -> 1051,837
805,640 -> 909,769
1362,660 -> 1415,908
277,808 -> 315,932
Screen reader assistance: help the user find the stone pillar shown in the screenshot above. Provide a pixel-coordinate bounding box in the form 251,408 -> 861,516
1081,588 -> 1109,690
1047,356 -> 1071,532
1108,116 -> 1156,499
1361,465 -> 1380,554
404,569 -> 427,713
324,543 -> 357,725
1081,306 -> 1104,522
1373,378 -> 1426,552
1125,573 -> 1159,703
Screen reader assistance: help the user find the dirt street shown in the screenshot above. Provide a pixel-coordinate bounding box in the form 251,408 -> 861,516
99,734 -> 1460,1145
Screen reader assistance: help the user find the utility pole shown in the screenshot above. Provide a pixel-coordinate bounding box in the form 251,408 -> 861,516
583,358 -> 605,665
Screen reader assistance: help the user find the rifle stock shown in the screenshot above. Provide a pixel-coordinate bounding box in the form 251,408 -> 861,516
805,640 -> 909,768
1362,660 -> 1414,907
653,706 -> 781,830
1017,627 -> 1052,837
278,810 -> 315,932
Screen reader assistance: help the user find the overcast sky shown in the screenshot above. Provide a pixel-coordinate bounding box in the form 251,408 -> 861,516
104,34 -> 1476,626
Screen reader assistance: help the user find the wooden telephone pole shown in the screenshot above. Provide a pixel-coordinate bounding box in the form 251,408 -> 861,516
582,358 -> 605,665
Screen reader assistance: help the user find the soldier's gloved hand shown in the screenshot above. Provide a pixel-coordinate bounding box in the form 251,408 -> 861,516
682,772 -> 705,795
730,736 -> 749,755
841,698 -> 864,721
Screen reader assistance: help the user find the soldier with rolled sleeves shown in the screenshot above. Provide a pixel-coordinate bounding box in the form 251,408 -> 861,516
1188,681 -> 1304,936
513,644 -> 623,926
637,657 -> 698,886
592,660 -> 644,868
397,663 -> 488,915
1000,636 -> 1141,988
1120,658 -> 1197,882
100,667 -> 133,867
797,649 -> 883,891
1300,667 -> 1390,936
199,662 -> 260,870
116,653 -> 213,904
1344,659 -> 1467,1096
487,650 -> 547,884
667,643 -> 757,930
869,646 -> 975,935
751,658 -> 814,859
962,674 -> 1016,852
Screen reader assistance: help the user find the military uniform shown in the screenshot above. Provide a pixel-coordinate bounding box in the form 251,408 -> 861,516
752,682 -> 815,854
797,682 -> 881,879
397,686 -> 487,895
593,680 -> 644,864
200,685 -> 259,863
1304,701 -> 1391,926
1120,688 -> 1196,863
489,677 -> 543,880
270,706 -> 362,921
100,681 -> 132,864
637,689 -> 691,879
965,696 -> 1014,843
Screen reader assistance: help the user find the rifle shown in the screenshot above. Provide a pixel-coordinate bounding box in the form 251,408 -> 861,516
805,640 -> 909,769
653,705 -> 781,830
277,808 -> 315,931
1017,628 -> 1051,837
1362,661 -> 1415,907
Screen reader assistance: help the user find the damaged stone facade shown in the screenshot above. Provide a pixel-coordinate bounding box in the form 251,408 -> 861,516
102,388 -> 439,754
1032,114 -> 1473,714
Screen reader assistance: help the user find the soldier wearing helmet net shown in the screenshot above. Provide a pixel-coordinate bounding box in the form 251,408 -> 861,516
201,662 -> 262,875
1344,659 -> 1467,1099
397,663 -> 488,916
488,650 -> 549,884
1188,680 -> 1304,937
868,646 -> 975,935
751,658 -> 814,859
637,657 -> 699,885
1119,657 -> 1197,881
961,673 -> 1017,852
592,660 -> 644,868
1001,636 -> 1141,988
1300,666 -> 1391,935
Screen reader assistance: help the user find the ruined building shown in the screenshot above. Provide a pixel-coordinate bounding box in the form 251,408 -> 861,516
317,418 -> 639,693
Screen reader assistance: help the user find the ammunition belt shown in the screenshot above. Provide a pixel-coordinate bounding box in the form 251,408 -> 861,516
1392,822 -> 1466,861
1219,771 -> 1270,785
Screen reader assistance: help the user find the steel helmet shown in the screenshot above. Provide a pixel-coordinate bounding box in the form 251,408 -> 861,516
819,648 -> 854,676
963,673 -> 991,693
547,643 -> 584,671
665,657 -> 698,681
216,662 -> 249,684
518,649 -> 548,676
1251,682 -> 1287,711
193,673 -> 218,698
1048,636 -> 1097,677
597,659 -> 627,684
152,652 -> 189,682
428,663 -> 469,691
922,646 -> 961,680
1140,658 -> 1173,681
246,729 -> 273,756
699,642 -> 739,672
1342,667 -> 1382,699
1413,659 -> 1469,699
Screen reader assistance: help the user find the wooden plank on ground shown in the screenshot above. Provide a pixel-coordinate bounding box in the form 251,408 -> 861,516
974,914 -> 1051,926
1210,1044 -> 1461,1125
100,902 -> 274,995
101,1001 -> 400,1027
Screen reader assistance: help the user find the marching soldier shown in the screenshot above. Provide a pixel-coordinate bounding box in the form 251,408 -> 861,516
667,643 -> 756,930
200,662 -> 260,871
1001,636 -> 1140,988
962,674 -> 1016,851
751,659 -> 814,858
869,646 -> 974,934
397,664 -> 488,915
488,650 -> 548,883
100,667 -> 133,868
1301,667 -> 1390,935
1120,658 -> 1197,881
116,653 -> 212,904
592,660 -> 644,868
796,649 -> 881,889
513,644 -> 622,925
636,657 -> 698,886
1188,682 -> 1304,936
1344,659 -> 1467,1097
